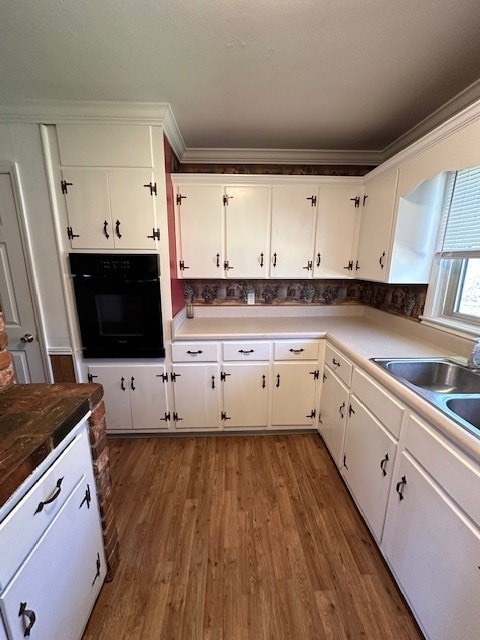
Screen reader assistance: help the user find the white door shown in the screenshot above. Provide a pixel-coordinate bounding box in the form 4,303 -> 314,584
270,186 -> 317,277
342,397 -> 397,542
356,169 -> 398,281
128,365 -> 169,430
171,364 -> 220,429
0,478 -> 105,640
0,170 -> 46,383
314,185 -> 359,277
272,362 -> 318,426
88,365 -> 132,431
176,184 -> 224,277
318,367 -> 348,468
224,186 -> 269,277
222,363 -> 269,428
383,452 -> 480,640
108,169 -> 157,250
61,168 -> 113,249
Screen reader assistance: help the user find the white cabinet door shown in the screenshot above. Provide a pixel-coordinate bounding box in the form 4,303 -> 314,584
272,362 -> 318,427
89,365 -> 132,431
0,478 -> 105,640
270,186 -> 317,277
314,185 -> 359,277
62,169 -> 113,249
89,365 -> 169,431
356,169 -> 398,281
224,186 -> 269,277
108,170 -> 157,250
176,185 -> 224,277
128,365 -> 169,430
342,397 -> 397,542
171,364 -> 220,429
383,452 -> 480,640
222,363 -> 269,428
0,616 -> 7,640
318,367 -> 348,468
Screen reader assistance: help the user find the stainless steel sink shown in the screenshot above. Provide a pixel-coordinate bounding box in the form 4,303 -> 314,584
380,359 -> 480,394
370,357 -> 480,439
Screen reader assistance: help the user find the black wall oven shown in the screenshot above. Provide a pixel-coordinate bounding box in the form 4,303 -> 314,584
69,253 -> 165,358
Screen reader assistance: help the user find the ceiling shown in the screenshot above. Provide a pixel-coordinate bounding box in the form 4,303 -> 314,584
1,0 -> 480,158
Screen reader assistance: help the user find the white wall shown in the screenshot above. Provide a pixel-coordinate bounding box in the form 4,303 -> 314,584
0,123 -> 71,351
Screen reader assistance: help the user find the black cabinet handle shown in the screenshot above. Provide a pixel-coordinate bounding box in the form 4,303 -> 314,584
211,376 -> 215,389
34,477 -> 64,514
120,376 -> 126,391
130,376 -> 136,391
216,253 -> 220,268
316,253 -> 321,267
289,348 -> 304,354
396,475 -> 407,500
239,349 -> 254,354
115,220 -> 122,238
18,602 -> 36,637
187,350 -> 203,355
379,251 -> 386,268
343,454 -> 348,470
332,358 -> 341,367
276,373 -> 280,388
260,252 -> 264,267
380,453 -> 389,477
262,374 -> 266,388
339,402 -> 345,419
103,220 -> 110,239
272,252 -> 277,267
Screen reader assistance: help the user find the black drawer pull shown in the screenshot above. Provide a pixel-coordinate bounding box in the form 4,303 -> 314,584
332,358 -> 341,367
211,375 -> 215,389
276,373 -> 280,388
120,376 -> 126,391
18,602 -> 36,637
115,219 -> 122,238
103,220 -> 110,239
380,453 -> 389,477
187,350 -> 203,355
339,402 -> 345,419
396,475 -> 407,500
289,348 -> 304,354
130,376 -> 136,391
34,477 -> 64,514
239,349 -> 254,354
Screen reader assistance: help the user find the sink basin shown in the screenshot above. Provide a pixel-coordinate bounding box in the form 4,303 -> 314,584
446,397 -> 480,431
381,359 -> 480,394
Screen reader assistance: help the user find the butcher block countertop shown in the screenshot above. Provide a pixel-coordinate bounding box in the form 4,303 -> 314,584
0,383 -> 102,509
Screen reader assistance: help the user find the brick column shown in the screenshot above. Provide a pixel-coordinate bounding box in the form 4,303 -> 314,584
0,313 -> 15,391
88,399 -> 120,581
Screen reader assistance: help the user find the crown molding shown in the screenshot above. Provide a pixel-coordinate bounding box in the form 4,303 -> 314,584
180,147 -> 382,165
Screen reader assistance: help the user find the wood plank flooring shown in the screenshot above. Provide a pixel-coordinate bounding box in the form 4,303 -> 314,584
83,434 -> 423,640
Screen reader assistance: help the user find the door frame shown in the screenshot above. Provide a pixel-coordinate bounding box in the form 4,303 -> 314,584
0,160 -> 51,382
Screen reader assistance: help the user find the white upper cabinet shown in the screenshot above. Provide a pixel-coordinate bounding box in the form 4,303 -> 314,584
356,168 -> 398,281
314,184 -> 360,278
270,185 -> 317,278
175,184 -> 224,277
224,186 -> 270,278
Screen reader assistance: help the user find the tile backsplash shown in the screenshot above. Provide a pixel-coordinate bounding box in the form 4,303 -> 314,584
185,280 -> 427,320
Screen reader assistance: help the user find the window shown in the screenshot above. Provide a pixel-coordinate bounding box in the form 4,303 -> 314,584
425,166 -> 480,334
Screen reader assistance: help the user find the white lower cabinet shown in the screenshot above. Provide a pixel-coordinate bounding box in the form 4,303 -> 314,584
272,362 -> 318,427
170,364 -> 220,429
221,363 -> 270,428
382,415 -> 480,640
318,366 -> 349,468
88,364 -> 169,431
341,397 -> 397,542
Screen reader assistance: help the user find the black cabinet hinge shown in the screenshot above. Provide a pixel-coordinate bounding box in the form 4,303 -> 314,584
147,228 -> 160,241
87,373 -> 98,383
220,371 -> 231,382
363,194 -> 368,206
61,179 -> 73,194
349,404 -> 356,417
170,372 -> 181,382
221,411 -> 231,421
92,553 -> 101,587
309,370 -> 319,380
343,260 -> 353,271
306,409 -> 316,419
306,195 -> 317,207
160,412 -> 171,422
79,484 -> 91,509
67,226 -> 79,240
143,182 -> 157,196
173,411 -> 183,422
156,373 -> 169,382
179,260 -> 190,271
176,193 -> 186,206
350,196 -> 360,208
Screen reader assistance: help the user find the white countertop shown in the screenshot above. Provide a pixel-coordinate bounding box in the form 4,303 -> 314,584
172,306 -> 480,459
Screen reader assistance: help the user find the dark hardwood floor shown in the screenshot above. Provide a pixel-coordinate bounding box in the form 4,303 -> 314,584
83,434 -> 423,640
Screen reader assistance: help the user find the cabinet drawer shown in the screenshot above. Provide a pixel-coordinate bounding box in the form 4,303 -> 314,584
274,340 -> 319,360
223,341 -> 271,361
405,414 -> 480,528
0,430 -> 91,589
325,344 -> 353,386
171,342 -> 219,362
351,368 -> 404,439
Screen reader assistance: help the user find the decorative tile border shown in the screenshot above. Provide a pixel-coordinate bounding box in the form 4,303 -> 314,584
184,280 -> 427,320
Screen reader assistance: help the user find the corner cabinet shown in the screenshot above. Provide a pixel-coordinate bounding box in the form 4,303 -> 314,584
173,176 -> 362,279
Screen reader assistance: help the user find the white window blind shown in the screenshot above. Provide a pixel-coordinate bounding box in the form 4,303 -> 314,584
437,166 -> 480,258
